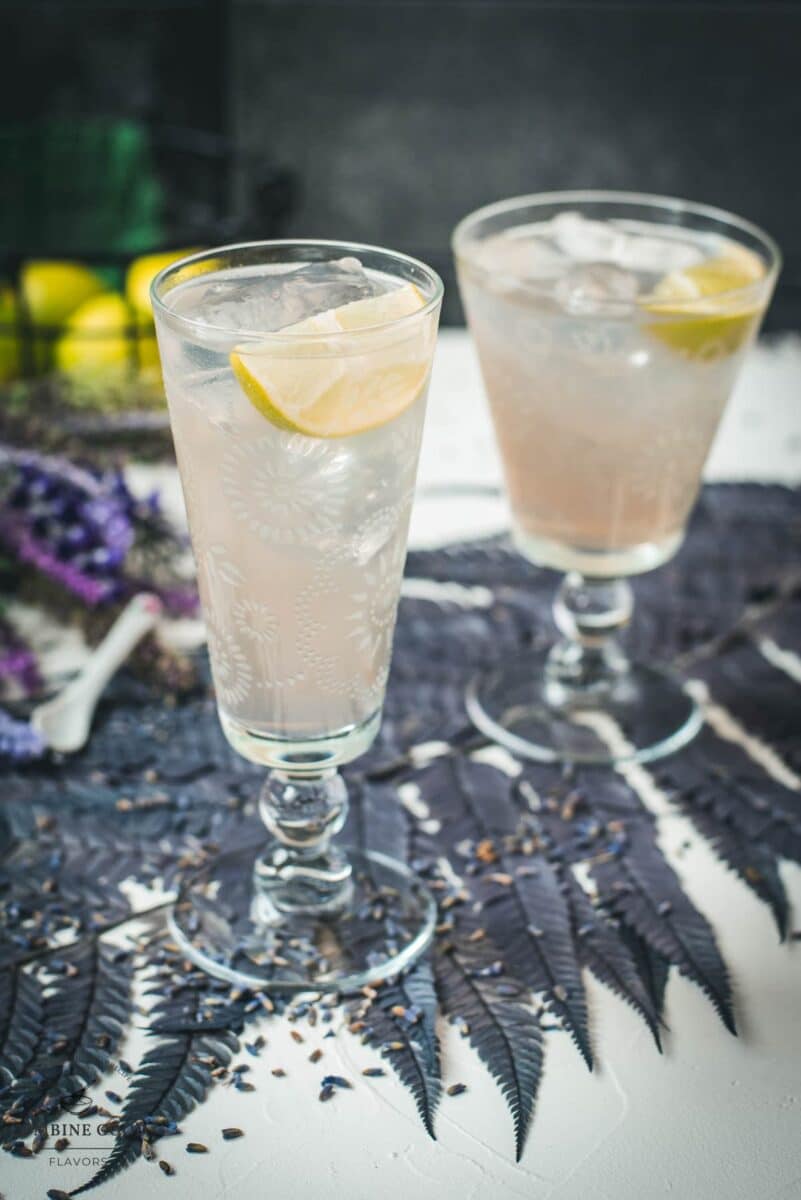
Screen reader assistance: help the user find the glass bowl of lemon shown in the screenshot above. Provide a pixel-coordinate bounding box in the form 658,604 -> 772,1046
0,118 -> 294,456
0,248 -> 203,454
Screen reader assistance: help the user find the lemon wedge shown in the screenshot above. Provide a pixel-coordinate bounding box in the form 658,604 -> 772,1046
645,243 -> 765,360
230,283 -> 429,437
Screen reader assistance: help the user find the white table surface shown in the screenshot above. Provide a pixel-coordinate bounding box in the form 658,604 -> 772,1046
6,331 -> 801,1200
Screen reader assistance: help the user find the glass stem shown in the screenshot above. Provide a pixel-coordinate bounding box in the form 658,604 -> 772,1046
254,769 -> 353,915
546,572 -> 633,697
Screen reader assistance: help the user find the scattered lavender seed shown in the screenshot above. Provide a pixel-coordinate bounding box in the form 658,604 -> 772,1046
290,1030 -> 304,1044
271,1068 -> 286,1078
319,1084 -> 335,1102
222,1128 -> 244,1140
186,1143 -> 208,1154
159,1160 -> 175,1175
309,1049 -> 323,1063
324,1030 -> 336,1039
235,1079 -> 255,1092
321,1075 -> 352,1090
447,1083 -> 467,1096
54,1137 -> 69,1151
362,1068 -> 385,1078
105,1090 -> 122,1104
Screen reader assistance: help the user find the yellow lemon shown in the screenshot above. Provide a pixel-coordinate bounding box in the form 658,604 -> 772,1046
136,332 -> 164,394
126,248 -> 203,318
21,260 -> 106,372
645,243 -> 766,361
230,283 -> 429,438
55,292 -> 138,381
0,286 -> 20,383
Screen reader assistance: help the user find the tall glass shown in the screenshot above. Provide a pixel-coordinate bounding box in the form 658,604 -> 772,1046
153,241 -> 442,989
454,192 -> 779,764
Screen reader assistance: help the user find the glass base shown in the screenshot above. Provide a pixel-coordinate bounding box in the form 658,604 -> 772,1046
466,650 -> 703,765
168,843 -> 436,993
219,709 -> 382,771
512,526 -> 683,578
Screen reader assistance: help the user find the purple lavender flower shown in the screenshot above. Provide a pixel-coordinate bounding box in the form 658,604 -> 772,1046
0,448 -> 134,606
0,707 -> 44,761
0,612 -> 42,697
0,444 -> 198,617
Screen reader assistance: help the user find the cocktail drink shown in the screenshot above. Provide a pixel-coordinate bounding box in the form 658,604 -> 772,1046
153,242 -> 442,989
454,193 -> 779,764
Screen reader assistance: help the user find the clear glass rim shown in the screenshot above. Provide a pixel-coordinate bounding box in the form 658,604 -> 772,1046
452,189 -> 782,312
151,238 -> 444,342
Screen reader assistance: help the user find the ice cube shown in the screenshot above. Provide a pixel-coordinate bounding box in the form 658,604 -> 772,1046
177,257 -> 387,334
551,212 -> 627,262
615,223 -> 705,273
476,227 -> 568,281
554,264 -> 639,315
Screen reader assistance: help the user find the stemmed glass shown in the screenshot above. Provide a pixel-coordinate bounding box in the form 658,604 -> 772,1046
453,192 -> 780,765
152,241 -> 442,990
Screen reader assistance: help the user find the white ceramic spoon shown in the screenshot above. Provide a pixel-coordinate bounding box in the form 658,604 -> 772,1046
31,593 -> 163,753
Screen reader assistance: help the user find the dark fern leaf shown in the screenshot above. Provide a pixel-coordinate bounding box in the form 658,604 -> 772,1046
692,637 -> 801,765
345,778 -> 411,866
0,937 -> 132,1141
591,824 -> 736,1034
658,725 -> 801,867
449,756 -> 592,1068
563,873 -> 662,1050
681,804 -> 789,940
0,963 -> 45,1082
618,924 -> 671,1023
361,961 -> 440,1139
475,862 -> 592,1069
409,755 -> 486,861
434,942 -> 543,1161
72,986 -> 239,1195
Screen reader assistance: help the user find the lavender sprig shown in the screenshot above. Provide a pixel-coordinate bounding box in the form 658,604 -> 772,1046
0,707 -> 44,760
0,444 -> 197,618
0,611 -> 42,697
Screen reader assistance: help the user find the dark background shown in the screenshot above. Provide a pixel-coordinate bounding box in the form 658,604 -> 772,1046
2,0 -> 799,327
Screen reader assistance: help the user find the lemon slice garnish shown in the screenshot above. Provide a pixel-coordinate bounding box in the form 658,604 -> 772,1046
230,283 -> 429,437
645,243 -> 765,360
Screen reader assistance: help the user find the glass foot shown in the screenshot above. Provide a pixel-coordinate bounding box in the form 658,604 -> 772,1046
168,844 -> 436,993
466,650 -> 703,766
